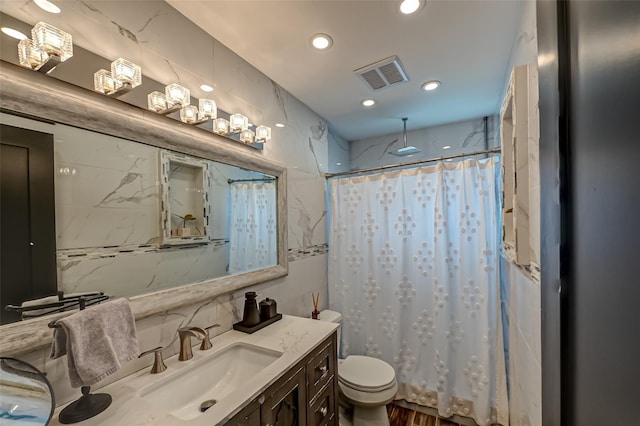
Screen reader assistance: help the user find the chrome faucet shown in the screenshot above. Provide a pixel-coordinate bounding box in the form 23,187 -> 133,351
178,327 -> 207,361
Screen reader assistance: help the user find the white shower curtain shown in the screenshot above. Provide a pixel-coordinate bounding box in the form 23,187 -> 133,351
328,157 -> 507,426
229,181 -> 277,274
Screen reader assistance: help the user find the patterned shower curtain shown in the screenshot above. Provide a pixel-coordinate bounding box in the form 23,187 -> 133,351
328,157 -> 507,426
229,181 -> 277,274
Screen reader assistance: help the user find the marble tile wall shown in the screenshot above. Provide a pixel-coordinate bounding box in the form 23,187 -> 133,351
1,0 -> 331,406
499,0 -> 541,425
349,116 -> 498,172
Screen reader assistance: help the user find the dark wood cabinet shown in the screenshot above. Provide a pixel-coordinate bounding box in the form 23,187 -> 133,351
225,331 -> 337,426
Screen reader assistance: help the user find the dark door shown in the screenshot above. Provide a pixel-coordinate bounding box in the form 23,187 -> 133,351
1,124 -> 57,324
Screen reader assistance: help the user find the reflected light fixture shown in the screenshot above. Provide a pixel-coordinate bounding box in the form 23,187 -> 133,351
200,84 -> 214,92
362,99 -> 375,107
94,58 -> 141,97
180,105 -> 199,124
198,99 -> 217,121
240,129 -> 255,144
399,0 -> 421,15
311,33 -> 333,50
17,22 -> 72,74
34,0 -> 61,14
230,113 -> 249,132
275,123 -> 285,128
1,27 -> 27,40
422,80 -> 441,91
442,145 -> 451,150
255,125 -> 272,143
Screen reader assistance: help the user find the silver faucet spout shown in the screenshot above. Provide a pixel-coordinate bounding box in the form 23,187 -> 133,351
178,327 -> 207,361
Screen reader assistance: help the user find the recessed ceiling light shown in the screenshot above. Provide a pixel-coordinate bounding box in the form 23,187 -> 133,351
399,0 -> 421,15
442,145 -> 451,150
275,123 -> 285,128
34,0 -> 61,14
1,27 -> 27,40
422,80 -> 441,91
362,99 -> 375,107
336,162 -> 342,166
311,33 -> 333,50
200,84 -> 214,92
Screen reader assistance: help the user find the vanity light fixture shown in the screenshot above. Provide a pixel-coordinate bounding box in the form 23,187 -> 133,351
34,0 -> 61,14
1,27 -> 27,40
240,129 -> 255,144
421,80 -> 441,91
230,113 -> 249,132
198,98 -> 217,121
399,0 -> 421,15
180,105 -> 200,124
311,33 -> 333,50
147,83 -> 190,115
255,125 -> 272,143
94,58 -> 142,97
17,22 -> 72,74
213,118 -> 230,135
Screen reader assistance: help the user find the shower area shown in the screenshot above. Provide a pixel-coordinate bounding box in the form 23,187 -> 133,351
327,118 -> 509,426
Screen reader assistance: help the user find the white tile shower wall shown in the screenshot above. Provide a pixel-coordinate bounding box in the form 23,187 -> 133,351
349,116 -> 498,171
4,1 -> 330,405
500,0 -> 541,425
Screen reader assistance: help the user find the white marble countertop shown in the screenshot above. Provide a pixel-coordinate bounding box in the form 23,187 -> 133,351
49,315 -> 338,426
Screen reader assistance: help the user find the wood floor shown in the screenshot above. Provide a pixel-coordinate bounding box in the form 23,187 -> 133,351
387,404 -> 463,426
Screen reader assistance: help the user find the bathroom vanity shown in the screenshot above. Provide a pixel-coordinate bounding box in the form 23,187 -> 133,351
48,315 -> 338,426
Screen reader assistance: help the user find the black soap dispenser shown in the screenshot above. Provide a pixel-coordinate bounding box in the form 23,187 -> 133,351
241,292 -> 261,327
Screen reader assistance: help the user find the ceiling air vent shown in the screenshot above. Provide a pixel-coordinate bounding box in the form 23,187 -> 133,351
354,55 -> 409,91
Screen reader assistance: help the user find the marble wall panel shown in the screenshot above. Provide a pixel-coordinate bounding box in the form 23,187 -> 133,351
349,116 -> 498,171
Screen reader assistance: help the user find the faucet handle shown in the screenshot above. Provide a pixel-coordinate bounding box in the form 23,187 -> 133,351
200,324 -> 221,351
138,347 -> 167,374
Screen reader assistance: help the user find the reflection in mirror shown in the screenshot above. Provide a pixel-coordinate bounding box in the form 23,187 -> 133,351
0,357 -> 55,425
0,112 -> 278,323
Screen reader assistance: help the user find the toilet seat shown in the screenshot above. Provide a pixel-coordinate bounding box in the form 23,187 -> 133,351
338,355 -> 396,392
337,355 -> 398,408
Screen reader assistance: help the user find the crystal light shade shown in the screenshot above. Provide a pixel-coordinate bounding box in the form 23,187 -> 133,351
148,91 -> 168,112
230,113 -> 249,132
213,118 -> 229,135
111,58 -> 141,88
180,105 -> 199,124
94,69 -> 122,95
198,99 -> 217,120
240,129 -> 255,144
31,22 -> 72,61
18,39 -> 48,70
255,125 -> 272,143
165,83 -> 190,107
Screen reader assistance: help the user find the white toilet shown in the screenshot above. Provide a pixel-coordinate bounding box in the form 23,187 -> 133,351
318,310 -> 398,426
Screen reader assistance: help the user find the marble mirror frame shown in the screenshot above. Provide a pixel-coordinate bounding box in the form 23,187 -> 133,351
0,62 -> 288,356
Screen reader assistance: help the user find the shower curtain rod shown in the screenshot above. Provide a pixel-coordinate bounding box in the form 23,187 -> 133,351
227,177 -> 276,184
325,147 -> 501,178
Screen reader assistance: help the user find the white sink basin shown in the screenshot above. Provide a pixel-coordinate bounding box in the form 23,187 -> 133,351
138,342 -> 283,420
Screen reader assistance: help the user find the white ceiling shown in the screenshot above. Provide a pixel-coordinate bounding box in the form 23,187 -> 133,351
168,0 -> 526,141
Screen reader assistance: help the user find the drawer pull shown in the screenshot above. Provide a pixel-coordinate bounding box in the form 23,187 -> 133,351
320,406 -> 328,417
318,365 -> 328,375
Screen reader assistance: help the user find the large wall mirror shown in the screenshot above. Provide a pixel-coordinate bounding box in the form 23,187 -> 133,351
0,62 -> 288,355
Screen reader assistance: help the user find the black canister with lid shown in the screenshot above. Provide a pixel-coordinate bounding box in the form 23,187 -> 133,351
259,298 -> 277,321
242,292 -> 261,326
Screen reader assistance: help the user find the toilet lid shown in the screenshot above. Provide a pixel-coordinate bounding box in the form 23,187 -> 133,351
338,355 -> 396,391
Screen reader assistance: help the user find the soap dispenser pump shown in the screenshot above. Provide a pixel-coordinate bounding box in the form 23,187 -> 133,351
241,292 -> 261,327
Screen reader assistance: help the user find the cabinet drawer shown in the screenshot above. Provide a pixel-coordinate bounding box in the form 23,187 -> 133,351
307,337 -> 335,400
308,380 -> 335,426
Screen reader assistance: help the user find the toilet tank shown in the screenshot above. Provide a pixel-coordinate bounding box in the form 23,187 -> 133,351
318,310 -> 342,354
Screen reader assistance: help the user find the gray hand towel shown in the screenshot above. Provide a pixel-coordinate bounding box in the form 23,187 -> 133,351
50,298 -> 139,388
